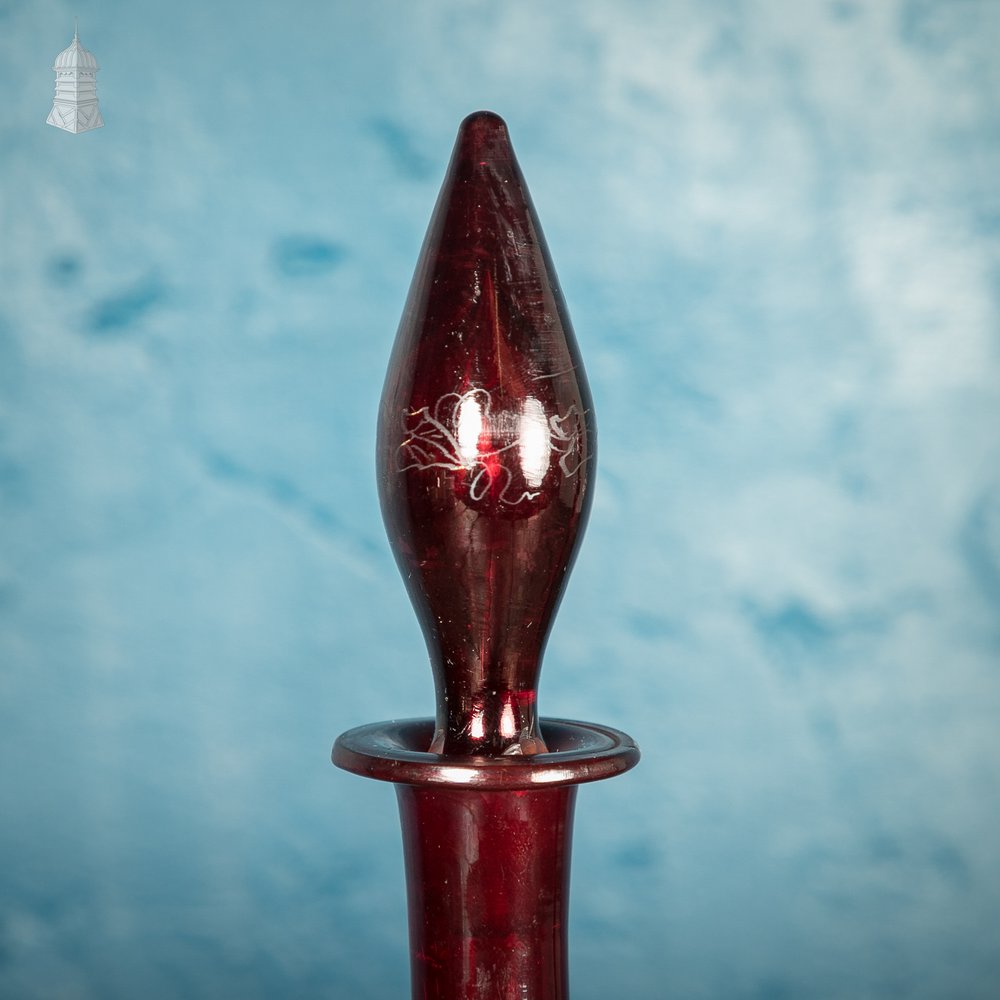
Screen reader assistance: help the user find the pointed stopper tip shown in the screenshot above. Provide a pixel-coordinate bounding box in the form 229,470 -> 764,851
460,109 -> 507,130
456,110 -> 513,165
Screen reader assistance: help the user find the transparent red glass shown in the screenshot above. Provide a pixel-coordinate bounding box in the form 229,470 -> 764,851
334,111 -> 638,1000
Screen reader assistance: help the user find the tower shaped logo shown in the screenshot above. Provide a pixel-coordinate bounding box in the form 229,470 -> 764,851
47,22 -> 104,134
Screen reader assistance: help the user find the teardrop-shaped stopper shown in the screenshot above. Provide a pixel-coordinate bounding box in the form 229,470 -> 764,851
377,111 -> 595,756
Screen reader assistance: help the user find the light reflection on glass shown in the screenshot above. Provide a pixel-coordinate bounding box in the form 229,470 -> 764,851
499,700 -> 517,739
518,397 -> 551,488
469,706 -> 485,740
456,393 -> 483,467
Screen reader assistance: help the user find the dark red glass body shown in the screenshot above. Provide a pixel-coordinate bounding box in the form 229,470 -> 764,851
377,111 -> 595,757
399,784 -> 576,999
335,111 -> 638,1000
335,718 -> 637,1000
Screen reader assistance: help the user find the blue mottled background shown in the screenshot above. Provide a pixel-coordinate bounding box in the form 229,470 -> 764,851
2,1 -> 999,997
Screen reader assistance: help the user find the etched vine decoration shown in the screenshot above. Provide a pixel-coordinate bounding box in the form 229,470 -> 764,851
398,388 -> 585,512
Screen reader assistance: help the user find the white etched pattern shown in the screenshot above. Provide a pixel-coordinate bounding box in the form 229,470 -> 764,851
399,389 -> 584,506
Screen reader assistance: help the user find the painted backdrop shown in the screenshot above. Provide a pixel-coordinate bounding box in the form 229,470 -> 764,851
1,1 -> 999,997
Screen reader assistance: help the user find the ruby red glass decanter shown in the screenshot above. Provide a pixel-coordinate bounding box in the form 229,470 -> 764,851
334,111 -> 639,1000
